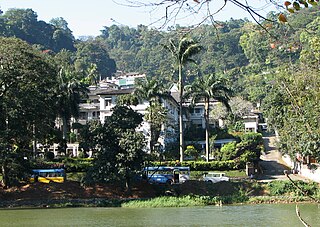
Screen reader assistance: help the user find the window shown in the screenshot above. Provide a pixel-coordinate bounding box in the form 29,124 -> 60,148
79,112 -> 87,120
105,97 -> 112,107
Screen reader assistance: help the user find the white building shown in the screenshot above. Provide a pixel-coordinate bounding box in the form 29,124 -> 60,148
78,74 -> 179,153
243,115 -> 259,133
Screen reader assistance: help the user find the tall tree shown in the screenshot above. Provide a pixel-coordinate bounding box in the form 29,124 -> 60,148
85,105 -> 145,190
0,37 -> 58,187
55,64 -> 88,141
164,37 -> 202,162
186,74 -> 231,162
134,77 -> 169,152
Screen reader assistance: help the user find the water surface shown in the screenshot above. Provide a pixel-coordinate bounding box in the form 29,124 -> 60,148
0,204 -> 319,226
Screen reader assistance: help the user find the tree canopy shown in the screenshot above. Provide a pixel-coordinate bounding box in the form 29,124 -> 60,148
0,37 -> 58,187
0,8 -> 76,52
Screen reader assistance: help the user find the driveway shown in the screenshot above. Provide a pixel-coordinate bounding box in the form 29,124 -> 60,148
256,132 -> 307,182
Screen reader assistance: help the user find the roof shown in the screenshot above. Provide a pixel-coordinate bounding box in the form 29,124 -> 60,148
96,88 -> 135,96
170,91 -> 180,103
32,169 -> 65,173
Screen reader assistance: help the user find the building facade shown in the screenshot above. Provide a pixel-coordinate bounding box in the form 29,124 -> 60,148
78,73 -> 179,153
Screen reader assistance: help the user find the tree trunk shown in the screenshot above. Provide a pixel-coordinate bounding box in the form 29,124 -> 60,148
179,64 -> 184,162
62,116 -> 68,140
205,97 -> 210,162
2,160 -> 10,188
32,124 -> 37,158
150,123 -> 154,152
149,101 -> 154,153
125,169 -> 131,194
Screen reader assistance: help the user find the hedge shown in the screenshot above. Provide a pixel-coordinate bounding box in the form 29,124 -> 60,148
31,158 -> 93,172
150,160 -> 245,171
32,159 -> 245,173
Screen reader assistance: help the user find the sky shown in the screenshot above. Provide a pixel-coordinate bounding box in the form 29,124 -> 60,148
1,0 -> 281,38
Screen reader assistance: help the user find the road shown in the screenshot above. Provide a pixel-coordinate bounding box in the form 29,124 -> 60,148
257,132 -> 307,182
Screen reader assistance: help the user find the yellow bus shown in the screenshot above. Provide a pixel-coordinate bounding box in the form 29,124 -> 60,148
30,169 -> 66,183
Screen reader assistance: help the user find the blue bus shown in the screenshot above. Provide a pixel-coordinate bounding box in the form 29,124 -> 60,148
143,166 -> 190,184
30,169 -> 66,183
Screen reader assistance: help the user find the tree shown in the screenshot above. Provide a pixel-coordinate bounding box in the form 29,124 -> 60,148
75,40 -> 116,80
134,77 -> 169,152
263,66 -> 320,161
118,130 -> 146,190
186,73 -> 231,162
144,103 -> 168,153
0,37 -> 58,187
0,9 -> 75,52
85,105 -> 145,190
50,17 -> 76,52
164,37 -> 202,162
55,63 -> 88,141
299,17 -> 320,69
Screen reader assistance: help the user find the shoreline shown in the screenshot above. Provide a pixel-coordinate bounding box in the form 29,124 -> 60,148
0,195 -> 317,209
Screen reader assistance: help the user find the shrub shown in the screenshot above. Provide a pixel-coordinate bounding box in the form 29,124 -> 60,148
220,142 -> 237,161
184,145 -> 201,160
267,180 -> 320,197
31,158 -> 93,172
62,158 -> 93,172
44,151 -> 55,161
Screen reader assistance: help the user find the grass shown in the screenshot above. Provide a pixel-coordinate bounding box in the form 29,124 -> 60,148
121,193 -> 250,208
122,196 -> 215,208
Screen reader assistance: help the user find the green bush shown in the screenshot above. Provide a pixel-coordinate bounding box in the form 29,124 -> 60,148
62,158 -> 93,172
220,142 -> 237,161
44,151 -> 55,161
31,158 -> 93,172
150,160 -> 244,171
267,180 -> 320,197
238,132 -> 263,143
239,150 -> 259,163
184,145 -> 201,160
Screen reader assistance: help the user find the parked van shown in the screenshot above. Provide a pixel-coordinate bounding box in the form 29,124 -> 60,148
203,172 -> 229,183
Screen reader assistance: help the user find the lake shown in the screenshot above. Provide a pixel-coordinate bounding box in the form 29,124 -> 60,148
0,204 -> 319,226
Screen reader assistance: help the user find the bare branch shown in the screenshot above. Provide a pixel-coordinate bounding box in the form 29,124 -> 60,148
116,0 -> 279,30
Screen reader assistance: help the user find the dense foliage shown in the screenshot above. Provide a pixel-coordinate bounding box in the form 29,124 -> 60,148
81,105 -> 145,189
0,37 -> 58,187
0,9 -> 75,52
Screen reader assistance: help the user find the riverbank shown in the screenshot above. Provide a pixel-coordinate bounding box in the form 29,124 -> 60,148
0,180 -> 318,208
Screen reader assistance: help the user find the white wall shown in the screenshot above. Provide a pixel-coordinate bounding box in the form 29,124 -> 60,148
282,154 -> 320,182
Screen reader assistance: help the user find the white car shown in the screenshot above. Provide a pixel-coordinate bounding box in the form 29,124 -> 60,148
203,172 -> 229,183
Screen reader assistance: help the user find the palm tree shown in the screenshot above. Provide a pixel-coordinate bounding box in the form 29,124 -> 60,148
56,66 -> 88,140
186,74 -> 231,162
134,77 -> 169,153
164,37 -> 202,162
